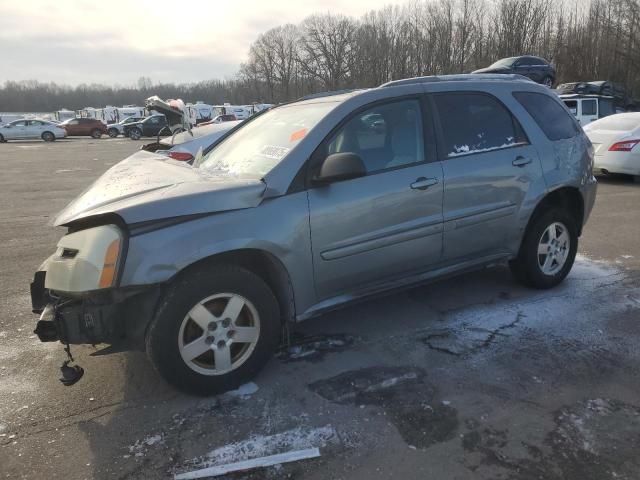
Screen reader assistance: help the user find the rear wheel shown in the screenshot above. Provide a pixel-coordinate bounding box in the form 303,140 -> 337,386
41,131 -> 55,142
0,133 -> 4,143
509,209 -> 578,289
146,265 -> 280,395
108,128 -> 119,138
129,128 -> 141,140
91,129 -> 102,139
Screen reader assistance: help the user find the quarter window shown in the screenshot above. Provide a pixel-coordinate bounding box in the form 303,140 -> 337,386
434,93 -> 526,157
513,91 -> 579,140
326,99 -> 425,173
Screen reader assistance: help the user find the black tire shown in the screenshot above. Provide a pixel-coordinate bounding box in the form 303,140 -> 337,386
41,131 -> 55,142
129,128 -> 142,140
108,128 -> 119,138
146,265 -> 281,395
509,208 -> 578,289
91,129 -> 102,139
0,133 -> 4,143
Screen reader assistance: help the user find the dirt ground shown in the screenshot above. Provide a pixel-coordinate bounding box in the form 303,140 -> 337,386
0,138 -> 639,480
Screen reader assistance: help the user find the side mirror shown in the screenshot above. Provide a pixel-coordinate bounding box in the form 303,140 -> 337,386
313,152 -> 366,185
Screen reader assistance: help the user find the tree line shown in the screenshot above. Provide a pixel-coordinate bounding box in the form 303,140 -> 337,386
2,0 -> 640,112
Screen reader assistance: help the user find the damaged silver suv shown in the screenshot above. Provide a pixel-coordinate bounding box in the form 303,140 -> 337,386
31,75 -> 597,395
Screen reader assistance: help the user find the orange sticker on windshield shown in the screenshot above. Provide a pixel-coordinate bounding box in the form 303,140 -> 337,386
290,128 -> 308,142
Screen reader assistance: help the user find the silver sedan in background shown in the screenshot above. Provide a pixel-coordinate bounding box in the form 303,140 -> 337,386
0,119 -> 67,142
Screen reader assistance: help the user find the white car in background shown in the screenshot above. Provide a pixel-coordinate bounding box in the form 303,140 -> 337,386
583,113 -> 640,180
141,120 -> 240,162
0,119 -> 67,142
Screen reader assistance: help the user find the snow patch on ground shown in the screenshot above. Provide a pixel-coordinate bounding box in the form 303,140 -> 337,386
128,434 -> 164,457
179,425 -> 338,472
225,382 -> 258,399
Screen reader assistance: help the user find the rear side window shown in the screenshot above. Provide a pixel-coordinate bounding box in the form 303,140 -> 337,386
434,93 -> 527,157
599,99 -> 615,118
563,100 -> 578,115
513,92 -> 578,140
582,99 -> 597,116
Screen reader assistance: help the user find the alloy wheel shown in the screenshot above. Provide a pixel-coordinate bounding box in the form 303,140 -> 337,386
537,222 -> 570,275
178,293 -> 260,376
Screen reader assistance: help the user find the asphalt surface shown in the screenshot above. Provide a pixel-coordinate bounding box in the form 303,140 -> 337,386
0,138 -> 639,480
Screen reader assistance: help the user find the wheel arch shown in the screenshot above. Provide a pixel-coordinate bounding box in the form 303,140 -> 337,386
170,248 -> 295,326
523,186 -> 585,243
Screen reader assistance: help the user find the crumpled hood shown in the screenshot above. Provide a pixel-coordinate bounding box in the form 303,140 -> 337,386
54,150 -> 266,226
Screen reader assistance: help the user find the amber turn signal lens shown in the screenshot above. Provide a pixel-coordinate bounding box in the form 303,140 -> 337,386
98,239 -> 120,288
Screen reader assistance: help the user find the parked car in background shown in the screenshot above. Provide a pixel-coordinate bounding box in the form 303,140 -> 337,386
199,114 -> 237,126
559,94 -> 616,126
142,120 -> 241,162
123,115 -> 168,140
472,56 -> 556,87
60,118 -> 108,138
556,81 -> 633,110
0,119 -> 67,142
31,74 -> 596,395
583,113 -> 640,180
106,117 -> 145,138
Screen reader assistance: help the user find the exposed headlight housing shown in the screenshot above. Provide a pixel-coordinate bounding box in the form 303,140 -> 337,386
45,224 -> 124,293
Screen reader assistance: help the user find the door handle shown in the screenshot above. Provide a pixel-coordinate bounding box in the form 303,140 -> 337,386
512,156 -> 532,167
410,177 -> 439,190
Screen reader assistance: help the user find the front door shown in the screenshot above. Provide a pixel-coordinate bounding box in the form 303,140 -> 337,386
308,98 -> 444,300
432,92 -> 542,261
6,120 -> 27,139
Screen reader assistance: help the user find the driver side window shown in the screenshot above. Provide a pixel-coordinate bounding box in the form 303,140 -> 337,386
326,99 -> 425,174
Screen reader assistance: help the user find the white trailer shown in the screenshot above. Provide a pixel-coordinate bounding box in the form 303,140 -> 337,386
186,102 -> 215,125
54,109 -> 76,122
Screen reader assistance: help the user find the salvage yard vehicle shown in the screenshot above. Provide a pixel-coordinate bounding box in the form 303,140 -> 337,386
30,74 -> 597,395
559,94 -> 616,126
472,56 -> 556,87
584,112 -> 640,180
60,118 -> 108,138
106,116 -> 144,138
141,120 -> 240,162
0,119 -> 67,142
123,114 -> 168,140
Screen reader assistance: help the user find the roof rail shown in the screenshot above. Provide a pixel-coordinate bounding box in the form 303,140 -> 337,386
380,74 -> 534,88
298,89 -> 358,101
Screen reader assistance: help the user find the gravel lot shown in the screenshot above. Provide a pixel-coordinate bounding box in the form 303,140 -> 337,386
1,138 -> 639,480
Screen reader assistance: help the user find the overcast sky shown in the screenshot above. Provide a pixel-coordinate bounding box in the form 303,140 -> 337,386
1,0 -> 398,86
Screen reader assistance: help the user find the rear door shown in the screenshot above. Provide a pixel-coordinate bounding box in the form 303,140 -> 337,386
432,92 -> 542,261
27,120 -> 45,138
308,97 -> 444,300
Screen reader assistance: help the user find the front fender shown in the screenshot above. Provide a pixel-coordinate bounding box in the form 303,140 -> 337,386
118,192 -> 318,314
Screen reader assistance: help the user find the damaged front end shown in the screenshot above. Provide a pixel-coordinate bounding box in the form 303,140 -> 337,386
30,221 -> 162,385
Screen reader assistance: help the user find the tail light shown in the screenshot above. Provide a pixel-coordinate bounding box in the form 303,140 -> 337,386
167,151 -> 194,161
609,140 -> 640,151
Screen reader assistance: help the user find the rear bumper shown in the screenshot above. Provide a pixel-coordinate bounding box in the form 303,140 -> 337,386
31,271 -> 161,350
594,153 -> 640,176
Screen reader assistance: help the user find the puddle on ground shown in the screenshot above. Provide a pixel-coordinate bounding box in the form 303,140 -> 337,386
278,333 -> 355,363
309,366 -> 458,449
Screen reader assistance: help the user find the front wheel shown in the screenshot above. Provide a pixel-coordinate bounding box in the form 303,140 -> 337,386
129,128 -> 141,140
509,209 -> 578,289
146,265 -> 281,395
41,131 -> 55,142
108,128 -> 119,138
0,133 -> 5,143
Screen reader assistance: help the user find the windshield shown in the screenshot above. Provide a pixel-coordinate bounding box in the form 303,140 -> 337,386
200,101 -> 338,177
490,57 -> 517,68
587,114 -> 640,132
